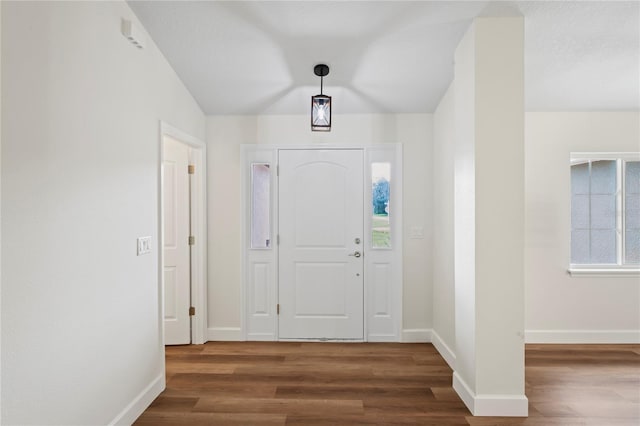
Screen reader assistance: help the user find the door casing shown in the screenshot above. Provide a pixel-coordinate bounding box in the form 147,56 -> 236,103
159,122 -> 208,346
241,144 -> 403,342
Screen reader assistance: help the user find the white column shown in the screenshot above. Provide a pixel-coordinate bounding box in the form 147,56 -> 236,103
453,17 -> 527,417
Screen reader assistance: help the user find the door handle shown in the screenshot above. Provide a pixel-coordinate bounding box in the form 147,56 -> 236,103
348,251 -> 362,258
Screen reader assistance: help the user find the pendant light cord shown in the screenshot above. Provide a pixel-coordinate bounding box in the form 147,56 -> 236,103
320,75 -> 324,95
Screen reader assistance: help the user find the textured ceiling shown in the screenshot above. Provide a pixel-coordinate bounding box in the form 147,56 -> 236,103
128,1 -> 640,114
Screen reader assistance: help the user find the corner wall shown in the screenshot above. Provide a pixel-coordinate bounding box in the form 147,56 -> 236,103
432,83 -> 456,367
206,114 -> 433,340
525,112 -> 640,343
1,2 -> 205,424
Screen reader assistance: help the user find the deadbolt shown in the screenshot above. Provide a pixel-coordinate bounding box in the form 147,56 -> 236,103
354,238 -> 361,244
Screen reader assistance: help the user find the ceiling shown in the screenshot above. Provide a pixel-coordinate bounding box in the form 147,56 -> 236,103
128,1 -> 640,115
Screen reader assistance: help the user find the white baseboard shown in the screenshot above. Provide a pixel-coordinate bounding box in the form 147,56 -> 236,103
207,327 -> 243,341
246,333 -> 275,341
367,334 -> 400,342
453,372 -> 528,417
430,329 -> 456,369
401,328 -> 431,343
109,373 -> 164,426
525,329 -> 640,344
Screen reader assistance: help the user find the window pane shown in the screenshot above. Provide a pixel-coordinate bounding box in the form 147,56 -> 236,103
625,194 -> 640,229
571,230 -> 589,264
625,229 -> 640,264
571,162 -> 590,194
570,158 -> 619,265
372,163 -> 390,248
571,194 -> 589,229
590,229 -> 617,264
625,161 -> 640,194
625,161 -> 640,264
590,194 -> 616,229
251,163 -> 271,249
590,160 -> 616,193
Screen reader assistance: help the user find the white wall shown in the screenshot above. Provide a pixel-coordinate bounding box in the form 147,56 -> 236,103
452,17 -> 527,416
1,2 -> 205,424
525,112 -> 640,343
0,3 -> 3,417
206,114 -> 433,338
432,83 -> 456,363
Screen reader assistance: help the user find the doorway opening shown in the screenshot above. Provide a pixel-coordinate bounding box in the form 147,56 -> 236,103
160,122 -> 207,345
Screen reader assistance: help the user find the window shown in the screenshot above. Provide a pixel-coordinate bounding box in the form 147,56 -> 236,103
570,153 -> 640,272
251,163 -> 271,249
372,162 -> 391,248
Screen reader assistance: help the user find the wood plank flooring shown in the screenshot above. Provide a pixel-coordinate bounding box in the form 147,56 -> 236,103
134,342 -> 640,425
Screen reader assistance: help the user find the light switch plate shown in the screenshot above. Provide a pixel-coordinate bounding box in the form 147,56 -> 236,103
137,236 -> 151,255
410,226 -> 424,239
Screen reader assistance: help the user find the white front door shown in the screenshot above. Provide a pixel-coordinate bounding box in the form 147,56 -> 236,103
278,149 -> 364,340
163,136 -> 191,345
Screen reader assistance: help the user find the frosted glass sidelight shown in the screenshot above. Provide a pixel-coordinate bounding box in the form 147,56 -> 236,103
251,163 -> 271,249
372,163 -> 391,248
625,161 -> 640,263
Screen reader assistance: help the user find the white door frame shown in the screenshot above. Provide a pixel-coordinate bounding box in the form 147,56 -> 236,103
241,144 -> 403,342
159,122 -> 208,345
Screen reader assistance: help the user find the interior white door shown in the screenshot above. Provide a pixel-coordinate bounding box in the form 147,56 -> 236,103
163,136 -> 191,345
278,149 -> 364,340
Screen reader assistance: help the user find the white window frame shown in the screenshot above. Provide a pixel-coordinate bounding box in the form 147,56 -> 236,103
568,152 -> 640,277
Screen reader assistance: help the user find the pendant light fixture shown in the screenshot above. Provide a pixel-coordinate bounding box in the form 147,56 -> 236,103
311,64 -> 331,132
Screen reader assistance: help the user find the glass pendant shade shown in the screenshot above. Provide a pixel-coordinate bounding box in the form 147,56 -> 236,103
311,94 -> 331,132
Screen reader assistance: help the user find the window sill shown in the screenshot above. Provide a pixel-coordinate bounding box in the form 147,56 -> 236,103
568,267 -> 640,278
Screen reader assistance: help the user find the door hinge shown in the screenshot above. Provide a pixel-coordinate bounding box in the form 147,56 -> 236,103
188,164 -> 195,174
189,306 -> 195,316
189,235 -> 195,245
277,304 -> 280,315
276,165 -> 279,177
277,234 -> 280,245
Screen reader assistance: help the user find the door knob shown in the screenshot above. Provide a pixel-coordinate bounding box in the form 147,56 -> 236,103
348,251 -> 362,258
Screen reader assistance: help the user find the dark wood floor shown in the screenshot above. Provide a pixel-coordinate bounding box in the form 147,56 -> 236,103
134,342 -> 640,425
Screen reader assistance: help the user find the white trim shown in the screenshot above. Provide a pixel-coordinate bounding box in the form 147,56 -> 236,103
208,327 -> 243,341
570,152 -> 640,162
367,334 -> 399,342
430,329 -> 456,369
401,328 -> 431,343
452,372 -> 476,415
246,333 -> 276,341
240,144 -> 403,342
108,373 -> 164,426
453,372 -> 528,417
568,267 -> 640,277
160,122 -> 208,345
525,329 -> 640,344
474,395 -> 529,417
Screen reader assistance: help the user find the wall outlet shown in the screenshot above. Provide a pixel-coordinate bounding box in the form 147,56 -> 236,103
137,236 -> 151,255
